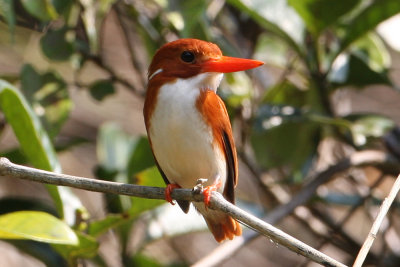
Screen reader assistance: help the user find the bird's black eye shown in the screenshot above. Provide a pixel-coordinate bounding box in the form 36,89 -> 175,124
181,51 -> 195,63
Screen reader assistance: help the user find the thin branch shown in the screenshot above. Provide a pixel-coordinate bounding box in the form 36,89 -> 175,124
194,150 -> 399,267
0,157 -> 345,267
353,174 -> 400,267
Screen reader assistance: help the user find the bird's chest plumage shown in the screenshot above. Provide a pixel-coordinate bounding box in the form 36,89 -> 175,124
148,80 -> 226,189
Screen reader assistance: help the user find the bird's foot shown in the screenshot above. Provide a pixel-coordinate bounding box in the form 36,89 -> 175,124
193,178 -> 208,193
202,180 -> 222,208
165,184 -> 181,205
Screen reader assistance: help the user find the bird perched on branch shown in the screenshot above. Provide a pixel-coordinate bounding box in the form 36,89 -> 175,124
143,38 -> 263,242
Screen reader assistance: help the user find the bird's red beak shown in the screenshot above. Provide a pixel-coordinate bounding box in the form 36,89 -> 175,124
202,56 -> 264,73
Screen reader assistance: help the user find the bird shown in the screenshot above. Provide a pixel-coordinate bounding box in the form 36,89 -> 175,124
143,38 -> 263,242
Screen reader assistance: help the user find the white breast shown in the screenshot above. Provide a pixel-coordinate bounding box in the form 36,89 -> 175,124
149,73 -> 226,190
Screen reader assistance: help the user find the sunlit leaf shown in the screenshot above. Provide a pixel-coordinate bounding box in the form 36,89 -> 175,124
131,254 -> 161,267
0,80 -> 63,216
345,114 -> 395,146
0,211 -> 78,245
0,80 -> 84,222
21,0 -> 58,21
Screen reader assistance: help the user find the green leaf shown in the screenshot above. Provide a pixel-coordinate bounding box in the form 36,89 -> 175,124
0,197 -> 57,216
0,80 -> 63,216
89,80 -> 115,101
254,33 -> 290,68
52,232 -> 98,260
328,53 -> 391,88
7,240 -> 66,266
0,211 -> 78,245
127,136 -> 155,178
40,27 -> 74,61
87,214 -> 130,237
339,0 -> 400,54
97,123 -> 137,212
227,0 -> 304,57
130,167 -> 164,217
262,80 -> 307,107
288,0 -> 360,36
131,254 -> 161,267
51,0 -> 72,14
20,64 -> 72,138
21,0 -> 58,21
0,0 -> 16,39
251,105 -> 320,179
346,114 -> 395,146
0,80 -> 84,221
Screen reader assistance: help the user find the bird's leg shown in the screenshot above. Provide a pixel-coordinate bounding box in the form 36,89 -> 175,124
202,176 -> 222,208
165,184 -> 181,205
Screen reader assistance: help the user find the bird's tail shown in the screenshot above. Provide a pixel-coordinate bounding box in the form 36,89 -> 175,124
194,203 -> 242,242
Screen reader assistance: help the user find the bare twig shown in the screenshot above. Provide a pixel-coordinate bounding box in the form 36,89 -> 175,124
353,174 -> 400,267
0,157 -> 345,267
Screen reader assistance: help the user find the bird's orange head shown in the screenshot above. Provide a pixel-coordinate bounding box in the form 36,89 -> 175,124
147,38 -> 263,81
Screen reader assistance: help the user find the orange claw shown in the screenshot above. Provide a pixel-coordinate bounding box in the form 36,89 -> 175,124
165,184 -> 181,205
202,180 -> 222,207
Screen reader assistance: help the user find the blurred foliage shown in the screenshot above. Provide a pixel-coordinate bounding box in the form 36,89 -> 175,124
0,0 -> 399,266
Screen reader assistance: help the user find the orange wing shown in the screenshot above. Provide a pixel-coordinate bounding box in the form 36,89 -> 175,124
196,89 -> 238,204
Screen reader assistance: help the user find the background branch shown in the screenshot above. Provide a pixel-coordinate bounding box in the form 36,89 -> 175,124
353,174 -> 400,267
0,157 -> 345,267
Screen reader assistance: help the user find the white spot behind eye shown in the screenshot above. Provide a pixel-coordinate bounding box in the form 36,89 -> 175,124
148,68 -> 163,81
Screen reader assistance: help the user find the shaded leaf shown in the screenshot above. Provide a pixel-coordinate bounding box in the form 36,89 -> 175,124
0,197 -> 57,216
251,105 -> 320,179
288,0 -> 360,35
40,27 -> 74,61
52,232 -> 98,260
0,211 -> 78,245
89,79 -> 115,101
52,0 -> 72,14
329,53 -> 390,88
0,148 -> 28,165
